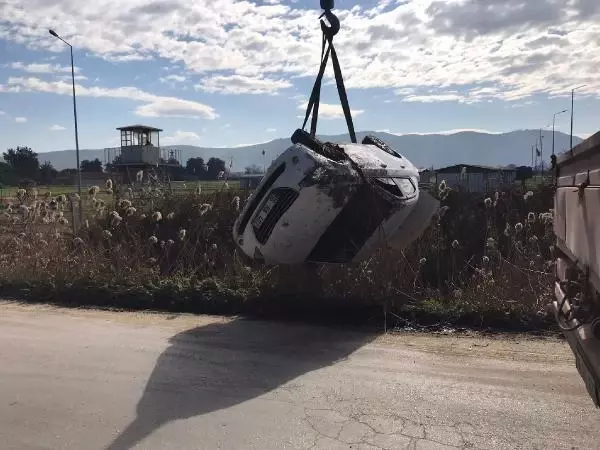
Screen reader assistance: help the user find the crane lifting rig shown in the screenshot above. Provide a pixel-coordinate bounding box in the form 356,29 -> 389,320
233,1 -> 439,265
235,0 -> 600,409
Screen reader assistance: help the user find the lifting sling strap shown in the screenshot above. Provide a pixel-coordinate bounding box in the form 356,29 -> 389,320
301,8 -> 357,144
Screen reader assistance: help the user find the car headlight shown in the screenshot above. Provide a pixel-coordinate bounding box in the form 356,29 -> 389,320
373,177 -> 417,198
394,178 -> 416,197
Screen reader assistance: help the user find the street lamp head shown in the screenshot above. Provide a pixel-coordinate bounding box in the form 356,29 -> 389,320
560,109 -> 568,113
49,29 -> 59,38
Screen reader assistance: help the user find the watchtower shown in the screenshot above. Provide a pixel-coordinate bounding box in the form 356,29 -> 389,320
104,124 -> 182,184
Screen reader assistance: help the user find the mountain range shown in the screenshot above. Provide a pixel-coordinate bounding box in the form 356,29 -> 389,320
30,129 -> 582,172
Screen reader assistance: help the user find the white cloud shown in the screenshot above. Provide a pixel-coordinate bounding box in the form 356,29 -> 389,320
15,117 -> 27,123
49,124 -> 66,131
105,53 -> 153,62
0,0 -> 599,103
195,74 -> 292,95
161,130 -> 201,145
4,77 -> 217,120
298,102 -> 364,120
56,74 -> 89,82
509,100 -> 536,108
160,74 -> 187,83
9,61 -> 80,74
402,94 -> 468,103
266,128 -> 276,132
0,111 -> 5,116
134,98 -> 212,119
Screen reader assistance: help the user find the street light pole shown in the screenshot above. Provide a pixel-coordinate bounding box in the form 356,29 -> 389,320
49,29 -> 82,216
531,145 -> 533,167
539,129 -> 544,178
552,109 -> 568,157
570,85 -> 586,150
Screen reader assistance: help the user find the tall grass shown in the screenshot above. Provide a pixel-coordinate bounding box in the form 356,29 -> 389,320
0,180 -> 556,329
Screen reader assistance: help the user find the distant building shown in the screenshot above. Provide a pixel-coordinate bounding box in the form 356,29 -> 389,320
433,164 -> 517,193
418,168 -> 436,186
239,174 -> 264,190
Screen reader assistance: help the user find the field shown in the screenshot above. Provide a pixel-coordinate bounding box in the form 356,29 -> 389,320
0,178 -> 556,330
0,180 -> 240,201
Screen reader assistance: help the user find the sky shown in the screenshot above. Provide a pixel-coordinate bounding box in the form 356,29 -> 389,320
0,0 -> 599,153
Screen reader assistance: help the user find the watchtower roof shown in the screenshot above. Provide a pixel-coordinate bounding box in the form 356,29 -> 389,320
116,124 -> 163,132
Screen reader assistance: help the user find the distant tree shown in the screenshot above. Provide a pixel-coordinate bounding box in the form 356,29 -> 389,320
80,158 -> 103,172
105,155 -> 122,173
0,161 -> 18,186
186,157 -> 207,179
59,168 -> 78,177
206,157 -> 227,180
165,158 -> 186,180
3,146 -> 40,179
39,161 -> 58,184
52,168 -> 78,185
244,164 -> 263,174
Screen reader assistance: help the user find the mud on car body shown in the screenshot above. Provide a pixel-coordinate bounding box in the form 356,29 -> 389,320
233,129 -> 438,265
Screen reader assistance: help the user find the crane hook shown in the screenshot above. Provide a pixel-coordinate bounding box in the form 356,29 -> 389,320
319,9 -> 340,39
320,0 -> 334,10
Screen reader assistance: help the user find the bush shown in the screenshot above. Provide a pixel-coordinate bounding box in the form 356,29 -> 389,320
18,178 -> 37,189
0,179 -> 557,330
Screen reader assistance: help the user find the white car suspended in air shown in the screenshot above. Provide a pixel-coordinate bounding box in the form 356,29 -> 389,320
233,129 -> 438,265
233,0 -> 438,264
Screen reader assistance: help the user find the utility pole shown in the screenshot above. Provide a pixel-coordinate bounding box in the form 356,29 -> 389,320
531,145 -> 534,167
539,129 -> 544,179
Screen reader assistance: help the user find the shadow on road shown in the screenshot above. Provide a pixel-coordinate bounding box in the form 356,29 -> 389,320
106,318 -> 377,450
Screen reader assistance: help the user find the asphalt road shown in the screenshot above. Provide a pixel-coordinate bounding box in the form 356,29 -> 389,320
0,302 -> 598,450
